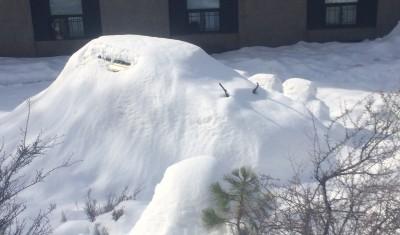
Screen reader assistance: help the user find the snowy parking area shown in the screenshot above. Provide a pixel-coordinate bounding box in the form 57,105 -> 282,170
0,25 -> 400,235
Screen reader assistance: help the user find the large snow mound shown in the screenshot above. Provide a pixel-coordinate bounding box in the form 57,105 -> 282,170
0,35 -> 320,233
130,156 -> 226,235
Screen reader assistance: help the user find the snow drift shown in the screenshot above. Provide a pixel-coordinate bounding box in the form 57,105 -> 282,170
0,35 -> 321,234
130,156 -> 226,235
215,22 -> 400,93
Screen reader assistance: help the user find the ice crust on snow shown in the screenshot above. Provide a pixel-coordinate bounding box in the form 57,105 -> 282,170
0,35 -> 320,234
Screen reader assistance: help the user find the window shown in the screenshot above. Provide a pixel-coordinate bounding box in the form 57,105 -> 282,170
307,0 -> 378,30
325,0 -> 358,26
187,0 -> 220,32
50,0 -> 85,39
30,0 -> 102,41
50,0 -> 82,15
169,0 -> 238,35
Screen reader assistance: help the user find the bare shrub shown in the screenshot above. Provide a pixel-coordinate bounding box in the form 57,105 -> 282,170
84,185 -> 143,222
103,186 -> 133,214
84,189 -> 99,222
112,208 -> 124,221
100,227 -> 109,235
60,211 -> 67,223
203,92 -> 400,235
92,223 -> 109,235
265,92 -> 400,235
219,83 -> 230,97
253,82 -> 260,94
0,101 -> 72,235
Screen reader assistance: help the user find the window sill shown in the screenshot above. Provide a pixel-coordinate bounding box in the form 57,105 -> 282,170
171,31 -> 238,36
34,38 -> 91,42
308,25 -> 376,30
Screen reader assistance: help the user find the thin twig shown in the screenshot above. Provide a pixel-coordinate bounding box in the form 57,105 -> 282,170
219,83 -> 230,97
253,82 -> 260,94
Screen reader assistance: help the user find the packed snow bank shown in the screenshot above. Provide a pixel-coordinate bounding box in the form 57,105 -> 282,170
248,73 -> 283,92
282,78 -> 330,121
130,156 -> 226,235
0,35 -> 322,234
0,56 -> 67,85
283,78 -> 317,102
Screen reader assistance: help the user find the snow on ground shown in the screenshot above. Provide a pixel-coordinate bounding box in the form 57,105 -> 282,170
0,56 -> 67,116
215,23 -> 400,117
0,23 -> 399,235
0,35 -> 321,235
0,56 -> 67,85
53,200 -> 147,235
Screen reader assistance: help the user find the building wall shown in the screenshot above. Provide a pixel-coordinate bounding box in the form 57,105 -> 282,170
306,28 -> 377,42
305,0 -> 400,43
0,0 -> 88,57
239,0 -> 307,47
34,40 -> 90,57
0,0 -> 399,57
0,0 -> 35,57
99,0 -> 170,37
377,0 -> 400,36
170,0 -> 307,51
173,34 -> 240,52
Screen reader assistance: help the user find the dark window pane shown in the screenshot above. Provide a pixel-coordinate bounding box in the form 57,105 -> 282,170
204,11 -> 220,31
50,0 -> 82,15
51,16 -> 84,39
188,11 -> 220,32
188,12 -> 201,30
325,0 -> 357,3
342,5 -> 357,24
187,0 -> 219,10
52,18 -> 68,39
68,16 -> 85,37
326,6 -> 341,25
